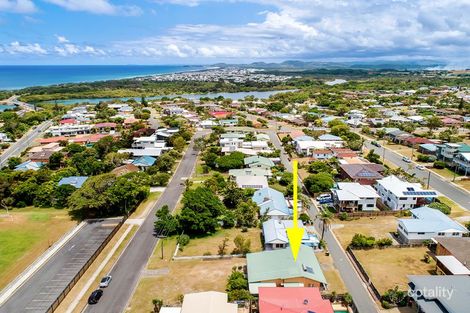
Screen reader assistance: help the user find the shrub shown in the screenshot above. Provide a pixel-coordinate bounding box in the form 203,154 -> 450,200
433,160 -> 446,169
376,238 -> 393,247
382,286 -> 408,307
428,201 -> 451,215
350,233 -> 376,248
177,234 -> 190,247
381,300 -> 392,309
338,212 -> 350,221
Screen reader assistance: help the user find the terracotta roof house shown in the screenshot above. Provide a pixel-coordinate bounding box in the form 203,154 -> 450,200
339,163 -> 385,185
209,111 -> 233,119
258,287 -> 334,313
29,150 -> 57,163
246,246 -> 327,294
402,137 -> 434,147
39,136 -> 67,144
111,164 -> 140,176
434,237 -> 470,275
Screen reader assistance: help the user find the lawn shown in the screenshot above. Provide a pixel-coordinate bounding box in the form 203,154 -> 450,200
129,236 -> 246,313
316,252 -> 347,294
0,207 -> 76,289
353,247 -> 435,294
429,167 -> 460,180
332,215 -> 400,248
130,192 -> 161,219
177,227 -> 263,257
456,179 -> 470,192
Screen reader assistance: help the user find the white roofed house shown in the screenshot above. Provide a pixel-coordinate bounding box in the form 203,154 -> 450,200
48,124 -> 93,137
0,132 -> 11,142
262,219 -> 319,250
331,182 -> 380,212
374,175 -> 438,210
397,206 -> 468,244
294,140 -> 344,156
235,175 -> 268,190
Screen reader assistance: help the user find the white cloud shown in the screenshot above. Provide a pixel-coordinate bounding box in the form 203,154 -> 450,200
6,41 -> 47,54
55,35 -> 69,43
0,0 -> 36,13
115,0 -> 470,65
44,0 -> 142,16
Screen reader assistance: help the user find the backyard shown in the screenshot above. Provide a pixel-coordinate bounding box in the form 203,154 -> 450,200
332,215 -> 400,248
353,247 -> 435,294
0,207 -> 77,289
128,235 -> 247,313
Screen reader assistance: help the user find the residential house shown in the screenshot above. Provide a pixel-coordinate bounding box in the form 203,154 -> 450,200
235,175 -> 268,190
397,206 -> 468,244
375,175 -> 437,210
436,143 -> 470,163
402,137 -> 434,147
408,275 -> 469,313
262,219 -> 319,250
218,119 -> 238,127
93,122 -> 117,133
434,237 -> 470,275
48,124 -> 93,137
14,160 -> 43,171
199,119 -> 218,129
209,111 -> 232,119
244,156 -> 275,170
160,291 -> 236,313
58,176 -> 89,189
295,140 -> 344,156
229,168 -> 272,178
453,152 -> 470,175
111,164 -> 140,176
331,182 -> 380,212
27,142 -> 63,157
132,156 -> 157,169
132,135 -> 168,149
252,187 -> 291,219
0,132 -> 11,142
118,148 -> 164,158
418,143 -> 438,155
163,106 -> 185,116
155,128 -> 179,141
311,149 -> 334,160
339,164 -> 385,185
246,246 -> 327,294
258,287 -> 334,313
29,150 -> 57,163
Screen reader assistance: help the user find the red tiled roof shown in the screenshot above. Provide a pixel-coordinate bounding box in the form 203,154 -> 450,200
258,287 -> 334,313
38,136 -> 67,144
94,122 -> 117,128
60,118 -> 77,124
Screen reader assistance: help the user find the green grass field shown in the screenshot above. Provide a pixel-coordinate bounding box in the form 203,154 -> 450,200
0,207 -> 76,289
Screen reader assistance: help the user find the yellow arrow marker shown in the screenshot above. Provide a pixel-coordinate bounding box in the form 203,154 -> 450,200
286,160 -> 304,261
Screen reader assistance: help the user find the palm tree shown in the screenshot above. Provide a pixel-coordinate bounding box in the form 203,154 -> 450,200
152,298 -> 163,313
316,210 -> 333,241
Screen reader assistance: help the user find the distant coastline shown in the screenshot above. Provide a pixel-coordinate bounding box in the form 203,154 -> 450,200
0,65 -> 205,91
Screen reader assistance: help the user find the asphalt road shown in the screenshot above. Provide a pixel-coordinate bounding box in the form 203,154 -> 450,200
84,131 -> 206,313
363,141 -> 470,211
0,219 -> 121,313
267,128 -> 380,313
0,120 -> 52,168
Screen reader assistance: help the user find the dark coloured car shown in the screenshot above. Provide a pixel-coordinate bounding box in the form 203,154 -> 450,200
88,289 -> 103,305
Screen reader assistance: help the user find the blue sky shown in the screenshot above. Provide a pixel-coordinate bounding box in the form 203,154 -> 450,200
0,0 -> 469,67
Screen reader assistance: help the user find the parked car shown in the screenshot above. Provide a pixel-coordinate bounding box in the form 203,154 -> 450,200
371,141 -> 381,147
402,156 -> 411,163
88,289 -> 103,304
416,165 -> 426,170
99,276 -> 112,288
316,194 -> 332,204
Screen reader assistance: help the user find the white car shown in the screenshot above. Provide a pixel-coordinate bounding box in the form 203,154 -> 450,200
402,156 -> 411,163
99,276 -> 112,288
416,165 -> 426,170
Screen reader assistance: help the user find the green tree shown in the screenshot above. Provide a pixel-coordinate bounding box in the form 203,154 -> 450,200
155,205 -> 179,235
316,211 -> 333,241
426,116 -> 443,132
178,187 -> 225,235
171,135 -> 186,152
234,200 -> 258,227
215,152 -> 245,171
48,152 -> 64,170
279,172 -> 293,186
232,235 -> 251,255
53,184 -> 76,209
303,172 -> 334,194
154,153 -> 175,172
308,161 -> 331,174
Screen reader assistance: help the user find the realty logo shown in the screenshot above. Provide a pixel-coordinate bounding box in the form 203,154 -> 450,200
408,286 -> 454,301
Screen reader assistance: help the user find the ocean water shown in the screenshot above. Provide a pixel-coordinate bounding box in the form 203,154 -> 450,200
40,90 -> 288,106
0,65 -> 204,90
